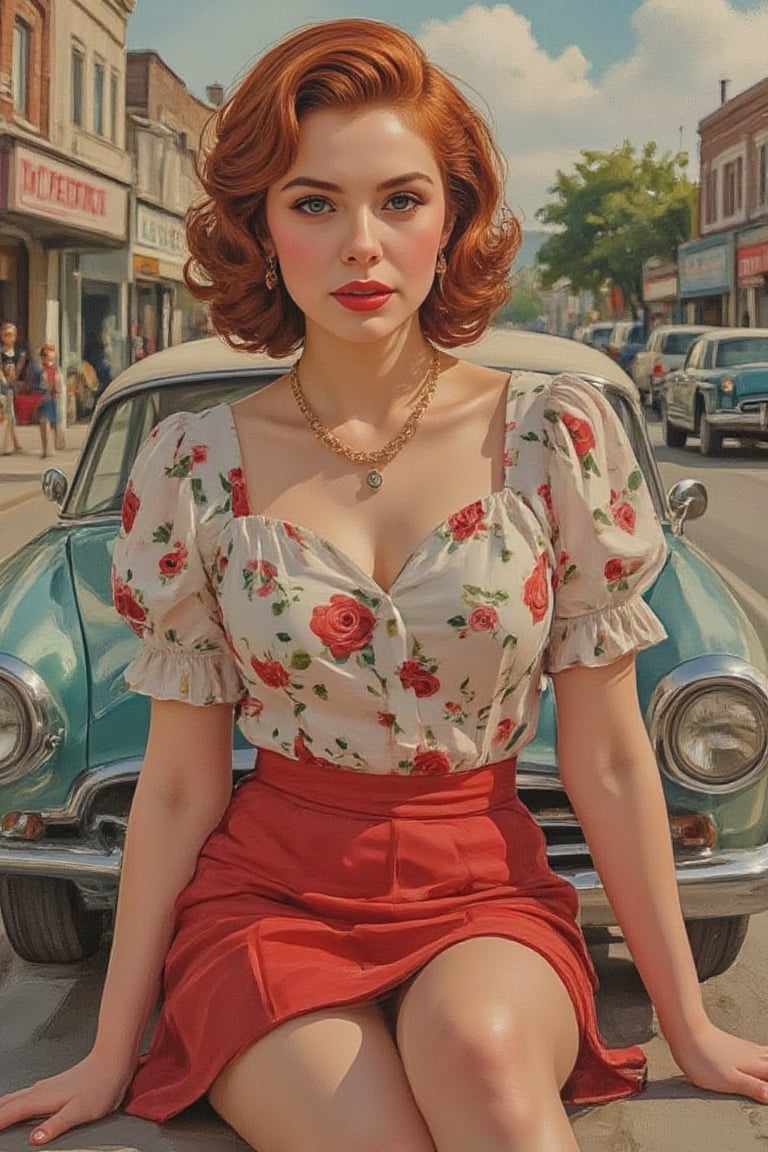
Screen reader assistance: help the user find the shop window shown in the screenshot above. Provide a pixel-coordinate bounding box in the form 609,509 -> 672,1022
93,58 -> 105,136
12,19 -> 30,117
72,42 -> 84,127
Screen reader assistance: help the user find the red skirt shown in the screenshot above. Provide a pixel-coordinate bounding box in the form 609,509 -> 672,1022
124,751 -> 646,1121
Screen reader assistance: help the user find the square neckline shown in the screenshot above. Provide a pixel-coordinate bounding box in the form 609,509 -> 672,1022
220,372 -> 517,598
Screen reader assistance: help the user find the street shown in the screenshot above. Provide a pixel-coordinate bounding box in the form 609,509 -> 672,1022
0,415 -> 768,1150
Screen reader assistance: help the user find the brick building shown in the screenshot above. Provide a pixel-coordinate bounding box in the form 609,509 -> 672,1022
0,0 -> 134,383
126,51 -> 213,361
679,76 -> 768,327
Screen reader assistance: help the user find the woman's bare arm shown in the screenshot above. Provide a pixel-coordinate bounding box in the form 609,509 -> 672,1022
553,653 -> 768,1102
0,697 -> 235,1142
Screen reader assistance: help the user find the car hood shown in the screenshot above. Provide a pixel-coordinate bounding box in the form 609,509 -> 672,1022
0,526 -> 89,808
727,366 -> 768,397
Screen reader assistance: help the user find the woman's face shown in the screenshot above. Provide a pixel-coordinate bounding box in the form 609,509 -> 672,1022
265,106 -> 451,346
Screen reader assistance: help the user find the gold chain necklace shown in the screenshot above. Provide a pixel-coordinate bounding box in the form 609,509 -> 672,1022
289,345 -> 441,491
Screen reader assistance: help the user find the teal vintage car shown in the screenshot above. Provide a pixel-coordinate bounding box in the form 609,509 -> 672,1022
1,331 -> 767,980
660,327 -> 768,456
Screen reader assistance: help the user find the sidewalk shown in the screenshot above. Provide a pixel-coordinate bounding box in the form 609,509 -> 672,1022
0,420 -> 89,513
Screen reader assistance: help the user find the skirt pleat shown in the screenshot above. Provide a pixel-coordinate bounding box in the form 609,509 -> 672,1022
124,751 -> 646,1121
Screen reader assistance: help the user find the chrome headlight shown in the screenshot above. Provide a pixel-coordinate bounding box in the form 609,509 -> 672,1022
0,658 -> 62,784
648,657 -> 768,793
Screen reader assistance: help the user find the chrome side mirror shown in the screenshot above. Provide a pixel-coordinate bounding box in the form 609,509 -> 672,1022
42,468 -> 68,505
667,479 -> 707,537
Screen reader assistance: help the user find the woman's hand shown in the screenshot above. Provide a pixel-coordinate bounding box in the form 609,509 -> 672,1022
0,1052 -> 133,1145
669,1019 -> 768,1103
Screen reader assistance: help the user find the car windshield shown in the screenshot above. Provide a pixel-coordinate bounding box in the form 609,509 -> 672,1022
662,331 -> 702,356
62,371 -> 665,522
715,338 -> 768,367
63,374 -> 279,518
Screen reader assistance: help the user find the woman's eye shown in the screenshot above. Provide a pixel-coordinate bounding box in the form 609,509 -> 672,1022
295,196 -> 332,215
386,192 -> 420,212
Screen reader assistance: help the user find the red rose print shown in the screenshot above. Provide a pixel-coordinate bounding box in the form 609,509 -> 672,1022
469,606 -> 499,632
536,483 -> 555,524
158,542 -> 188,578
611,501 -> 636,534
552,551 -> 571,591
447,501 -> 486,542
282,522 -> 306,547
191,444 -> 208,464
604,557 -> 643,585
561,412 -> 596,458
377,711 -> 397,728
241,696 -> 264,718
250,655 -> 291,688
247,559 -> 279,596
399,660 -> 441,698
444,701 -> 463,714
228,467 -> 249,517
121,483 -> 140,534
413,749 -> 452,775
112,573 -> 147,635
493,718 -> 514,745
523,553 -> 549,624
310,594 -> 376,659
294,733 -> 331,768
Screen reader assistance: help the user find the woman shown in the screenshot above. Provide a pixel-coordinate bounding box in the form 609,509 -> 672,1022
1,19 -> 767,1152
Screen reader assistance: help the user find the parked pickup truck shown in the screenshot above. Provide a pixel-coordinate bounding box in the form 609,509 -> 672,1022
632,324 -> 713,408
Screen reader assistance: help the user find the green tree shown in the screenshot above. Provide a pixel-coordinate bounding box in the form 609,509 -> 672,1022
498,283 -> 546,326
535,141 -> 697,315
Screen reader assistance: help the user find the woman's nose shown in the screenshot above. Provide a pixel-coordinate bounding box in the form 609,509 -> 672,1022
341,211 -> 382,265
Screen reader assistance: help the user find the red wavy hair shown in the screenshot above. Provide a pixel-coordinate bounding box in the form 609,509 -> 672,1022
186,19 -> 520,356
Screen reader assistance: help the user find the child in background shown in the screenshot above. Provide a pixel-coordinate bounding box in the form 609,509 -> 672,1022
32,343 -> 62,459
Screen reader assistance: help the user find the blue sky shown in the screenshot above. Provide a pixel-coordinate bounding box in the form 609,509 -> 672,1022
126,2 -> 768,224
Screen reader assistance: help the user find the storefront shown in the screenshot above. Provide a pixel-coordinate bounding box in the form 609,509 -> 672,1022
735,227 -> 768,327
130,202 -> 209,362
678,233 -> 735,326
0,139 -> 129,395
641,260 -> 681,324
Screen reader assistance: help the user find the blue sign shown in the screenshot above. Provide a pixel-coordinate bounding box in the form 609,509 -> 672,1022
678,236 -> 733,297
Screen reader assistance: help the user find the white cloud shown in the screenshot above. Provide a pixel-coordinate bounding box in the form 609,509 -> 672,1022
419,1 -> 768,226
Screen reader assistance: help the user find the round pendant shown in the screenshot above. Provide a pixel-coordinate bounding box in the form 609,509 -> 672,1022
366,469 -> 383,490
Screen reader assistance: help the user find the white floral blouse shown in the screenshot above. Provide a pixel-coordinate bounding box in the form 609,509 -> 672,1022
111,372 -> 667,775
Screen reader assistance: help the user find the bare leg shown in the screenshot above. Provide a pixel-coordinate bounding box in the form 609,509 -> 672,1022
209,1003 -> 435,1152
39,416 -> 50,457
396,937 -> 582,1152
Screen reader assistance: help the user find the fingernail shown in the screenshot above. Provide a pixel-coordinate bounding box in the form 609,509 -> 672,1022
31,1131 -> 46,1144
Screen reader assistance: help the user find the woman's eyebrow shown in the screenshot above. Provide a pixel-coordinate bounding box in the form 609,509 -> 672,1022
279,171 -> 435,192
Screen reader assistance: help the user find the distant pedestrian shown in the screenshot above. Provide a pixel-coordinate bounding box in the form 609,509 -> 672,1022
31,343 -> 63,459
0,322 -> 26,454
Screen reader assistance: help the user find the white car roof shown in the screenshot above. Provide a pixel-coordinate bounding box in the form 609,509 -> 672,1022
99,327 -> 638,405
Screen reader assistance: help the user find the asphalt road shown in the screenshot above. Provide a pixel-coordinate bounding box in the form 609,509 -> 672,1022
1,415 -> 768,1150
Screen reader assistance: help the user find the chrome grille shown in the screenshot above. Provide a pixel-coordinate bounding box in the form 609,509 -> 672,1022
518,781 -> 592,871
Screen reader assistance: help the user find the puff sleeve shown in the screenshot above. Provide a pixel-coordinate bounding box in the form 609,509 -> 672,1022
514,374 -> 667,673
111,412 -> 244,705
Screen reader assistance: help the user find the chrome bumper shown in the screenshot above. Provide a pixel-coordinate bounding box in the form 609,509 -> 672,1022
709,403 -> 768,434
1,839 -> 768,924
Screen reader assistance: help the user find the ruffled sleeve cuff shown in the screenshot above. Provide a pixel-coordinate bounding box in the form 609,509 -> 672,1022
545,595 -> 667,673
124,644 -> 245,705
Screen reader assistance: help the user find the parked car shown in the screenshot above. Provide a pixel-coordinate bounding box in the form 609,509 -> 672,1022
580,321 -> 614,351
606,320 -> 645,370
1,331 -> 767,982
632,324 -> 713,409
660,327 -> 768,455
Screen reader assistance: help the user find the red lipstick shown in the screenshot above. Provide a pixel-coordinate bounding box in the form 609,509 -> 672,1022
332,280 -> 394,312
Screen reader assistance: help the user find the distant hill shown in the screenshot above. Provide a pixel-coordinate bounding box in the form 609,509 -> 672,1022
513,230 -> 550,271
